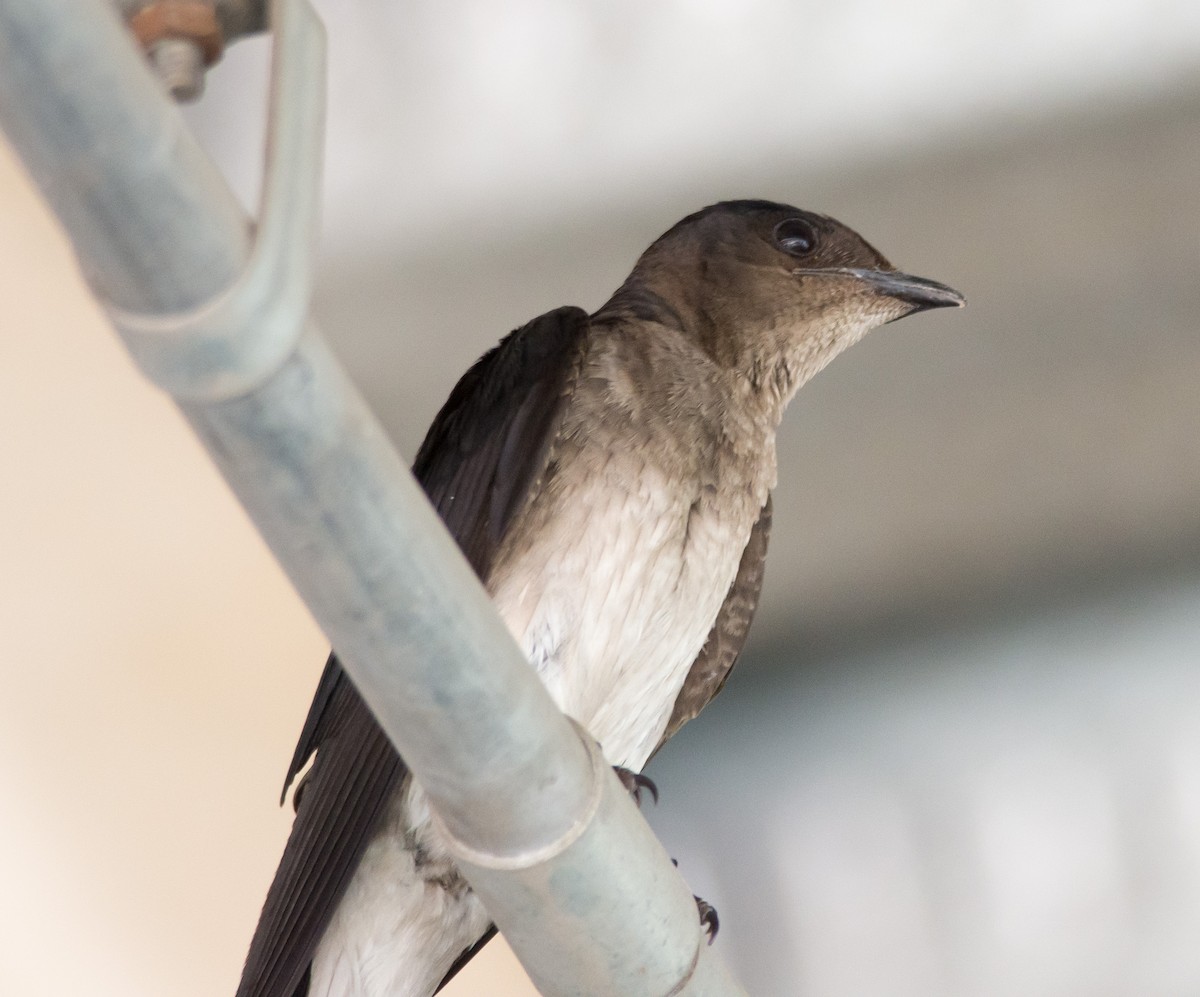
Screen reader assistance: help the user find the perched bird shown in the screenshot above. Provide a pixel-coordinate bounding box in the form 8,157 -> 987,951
236,200 -> 964,997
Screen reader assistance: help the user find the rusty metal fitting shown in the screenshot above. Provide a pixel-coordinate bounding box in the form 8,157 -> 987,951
129,1 -> 225,65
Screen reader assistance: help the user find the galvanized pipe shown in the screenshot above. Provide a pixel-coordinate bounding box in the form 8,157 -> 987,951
0,0 -> 746,992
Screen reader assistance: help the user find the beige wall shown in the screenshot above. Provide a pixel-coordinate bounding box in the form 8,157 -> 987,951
0,140 -> 533,996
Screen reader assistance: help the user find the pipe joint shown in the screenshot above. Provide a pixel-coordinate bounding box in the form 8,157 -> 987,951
429,719 -> 608,872
104,0 -> 324,400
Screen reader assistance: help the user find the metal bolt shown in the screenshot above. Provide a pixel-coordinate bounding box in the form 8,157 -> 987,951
149,36 -> 206,101
129,1 -> 225,103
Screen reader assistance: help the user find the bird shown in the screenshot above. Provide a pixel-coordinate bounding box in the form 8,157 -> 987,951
235,199 -> 964,997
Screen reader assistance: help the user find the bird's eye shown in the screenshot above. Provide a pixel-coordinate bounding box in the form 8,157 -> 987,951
773,218 -> 818,256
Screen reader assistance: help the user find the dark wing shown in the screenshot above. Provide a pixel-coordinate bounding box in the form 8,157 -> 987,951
411,305 -> 589,579
237,672 -> 402,997
236,306 -> 590,997
656,495 -> 772,752
280,651 -> 343,806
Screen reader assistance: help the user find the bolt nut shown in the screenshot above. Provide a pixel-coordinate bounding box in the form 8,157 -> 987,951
149,37 -> 207,101
130,1 -> 224,66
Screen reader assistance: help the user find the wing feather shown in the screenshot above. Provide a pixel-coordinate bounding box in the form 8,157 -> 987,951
656,495 -> 772,752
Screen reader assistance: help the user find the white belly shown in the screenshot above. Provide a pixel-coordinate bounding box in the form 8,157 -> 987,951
487,452 -> 757,771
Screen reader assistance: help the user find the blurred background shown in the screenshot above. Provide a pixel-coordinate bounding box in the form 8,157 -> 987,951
2,1 -> 1199,994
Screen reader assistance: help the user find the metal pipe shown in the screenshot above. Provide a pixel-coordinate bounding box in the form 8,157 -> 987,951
0,0 -> 245,311
0,0 -> 746,992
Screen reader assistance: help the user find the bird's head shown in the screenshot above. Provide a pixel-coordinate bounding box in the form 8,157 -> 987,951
609,199 -> 965,408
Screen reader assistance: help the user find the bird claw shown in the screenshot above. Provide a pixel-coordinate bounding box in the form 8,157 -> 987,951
695,896 -> 719,943
670,859 -> 719,942
612,766 -> 658,806
614,769 -> 714,939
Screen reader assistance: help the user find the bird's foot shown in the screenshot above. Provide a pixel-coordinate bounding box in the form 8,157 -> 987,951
695,896 -> 719,943
612,766 -> 658,807
670,858 -> 719,943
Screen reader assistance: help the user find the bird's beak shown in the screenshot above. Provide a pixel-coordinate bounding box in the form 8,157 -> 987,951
793,268 -> 966,312
859,269 -> 966,311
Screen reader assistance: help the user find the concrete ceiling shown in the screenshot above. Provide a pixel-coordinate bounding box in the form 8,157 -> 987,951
181,2 -> 1200,649
306,87 -> 1200,650
190,0 -> 1200,260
